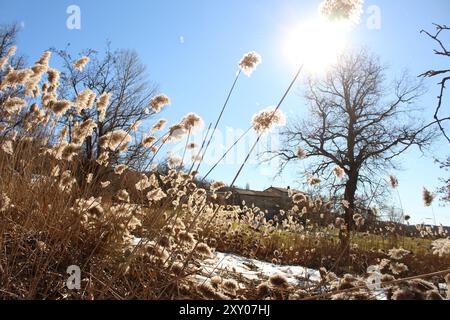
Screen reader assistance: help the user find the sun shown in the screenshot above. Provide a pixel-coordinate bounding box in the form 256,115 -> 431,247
282,16 -> 350,73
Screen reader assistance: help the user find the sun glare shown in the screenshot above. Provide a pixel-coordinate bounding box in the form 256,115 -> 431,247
282,16 -> 350,73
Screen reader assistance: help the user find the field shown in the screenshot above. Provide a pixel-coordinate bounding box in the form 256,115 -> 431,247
1,0 -> 450,301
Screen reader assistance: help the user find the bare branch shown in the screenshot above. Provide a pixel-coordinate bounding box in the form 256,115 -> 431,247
420,23 -> 450,143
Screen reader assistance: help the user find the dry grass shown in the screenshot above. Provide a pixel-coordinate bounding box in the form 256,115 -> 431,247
0,47 -> 449,301
210,223 -> 450,277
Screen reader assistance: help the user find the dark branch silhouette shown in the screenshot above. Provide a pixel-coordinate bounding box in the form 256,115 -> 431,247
266,50 -> 435,263
420,23 -> 450,143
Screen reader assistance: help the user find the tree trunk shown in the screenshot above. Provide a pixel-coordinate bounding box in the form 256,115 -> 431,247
339,169 -> 358,269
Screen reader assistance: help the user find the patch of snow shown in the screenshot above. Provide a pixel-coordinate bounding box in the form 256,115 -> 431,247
198,251 -> 321,287
131,237 -> 389,299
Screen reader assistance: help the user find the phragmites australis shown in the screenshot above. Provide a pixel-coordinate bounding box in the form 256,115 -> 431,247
50,100 -> 72,118
130,119 -> 141,132
75,89 -> 96,113
97,92 -> 112,123
7,45 -> 17,57
35,50 -> 51,68
166,124 -> 187,142
256,283 -> 271,297
74,196 -> 104,217
0,192 -> 11,212
210,275 -> 222,286
71,119 -> 97,146
191,154 -> 203,162
341,199 -> 350,208
151,119 -> 167,133
422,188 -> 434,207
1,140 -> 14,155
74,56 -> 90,72
170,262 -> 184,275
389,262 -> 408,275
1,69 -> 33,92
142,135 -> 156,148
332,166 -> 346,179
114,164 -> 128,175
99,130 -> 131,152
61,143 -> 80,161
0,56 -> 10,71
4,46 -> 450,302
135,174 -> 154,191
181,112 -> 204,133
146,189 -> 166,202
353,213 -> 365,227
101,181 -> 111,188
430,238 -> 450,257
335,217 -> 345,226
3,97 -> 27,115
389,175 -> 399,188
239,51 -> 262,76
222,279 -> 239,294
196,283 -> 225,300
46,68 -> 60,92
178,231 -> 195,244
319,0 -> 364,25
97,152 -> 109,166
292,193 -> 307,204
0,45 -> 16,70
59,170 -> 76,192
296,147 -> 306,159
388,248 -> 410,260
150,94 -> 170,113
167,152 -> 183,169
51,165 -> 60,177
251,107 -> 286,134
269,274 -> 289,288
117,189 -> 130,203
210,181 -> 226,192
195,242 -> 213,257
308,176 -> 321,186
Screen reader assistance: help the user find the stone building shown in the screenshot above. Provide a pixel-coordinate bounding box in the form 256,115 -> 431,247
216,186 -> 298,216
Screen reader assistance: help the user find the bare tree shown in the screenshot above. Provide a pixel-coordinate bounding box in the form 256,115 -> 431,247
268,50 -> 435,262
0,23 -> 25,69
435,157 -> 450,203
54,45 -> 159,176
420,23 -> 450,143
0,23 -> 26,117
420,24 -> 450,203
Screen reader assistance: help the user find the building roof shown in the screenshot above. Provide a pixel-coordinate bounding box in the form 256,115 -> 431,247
264,186 -> 301,194
217,187 -> 283,198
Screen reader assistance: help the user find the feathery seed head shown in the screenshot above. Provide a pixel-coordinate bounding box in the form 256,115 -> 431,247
252,107 -> 286,134
239,51 -> 262,76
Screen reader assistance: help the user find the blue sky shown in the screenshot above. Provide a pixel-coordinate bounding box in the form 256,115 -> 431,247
1,0 -> 449,225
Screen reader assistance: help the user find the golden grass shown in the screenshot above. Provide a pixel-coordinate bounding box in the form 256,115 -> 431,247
0,46 -> 449,300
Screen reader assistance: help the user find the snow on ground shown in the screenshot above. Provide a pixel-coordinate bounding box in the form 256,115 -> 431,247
197,252 -> 390,300
132,237 -> 320,287
132,237 -> 391,299
196,251 -> 321,288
